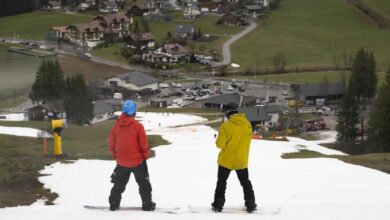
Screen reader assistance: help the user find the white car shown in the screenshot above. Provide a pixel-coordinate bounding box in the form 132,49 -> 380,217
159,83 -> 169,88
226,85 -> 234,91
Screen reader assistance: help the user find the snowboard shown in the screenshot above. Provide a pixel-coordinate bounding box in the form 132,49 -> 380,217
188,205 -> 282,215
84,205 -> 180,214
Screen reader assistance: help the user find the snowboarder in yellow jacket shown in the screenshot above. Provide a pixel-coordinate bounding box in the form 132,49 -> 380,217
212,102 -> 257,213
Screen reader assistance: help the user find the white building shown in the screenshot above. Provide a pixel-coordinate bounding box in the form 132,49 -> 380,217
106,71 -> 159,91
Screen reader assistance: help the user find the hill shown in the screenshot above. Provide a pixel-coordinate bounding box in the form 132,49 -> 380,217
231,0 -> 390,70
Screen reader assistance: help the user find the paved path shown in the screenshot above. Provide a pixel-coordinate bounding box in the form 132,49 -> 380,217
213,20 -> 258,67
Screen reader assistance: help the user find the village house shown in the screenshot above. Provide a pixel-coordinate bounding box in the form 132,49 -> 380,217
105,71 -> 159,91
143,43 -> 190,63
175,24 -> 195,39
64,12 -> 132,47
128,32 -> 156,49
93,12 -> 132,38
219,12 -> 248,26
67,20 -> 106,47
183,6 -> 201,19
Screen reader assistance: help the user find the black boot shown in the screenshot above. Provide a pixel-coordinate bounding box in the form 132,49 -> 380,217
142,201 -> 156,211
245,199 -> 257,213
211,198 -> 225,212
109,199 -> 120,211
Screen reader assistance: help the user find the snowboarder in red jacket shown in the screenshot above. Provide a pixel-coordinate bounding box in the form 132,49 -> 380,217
108,100 -> 156,211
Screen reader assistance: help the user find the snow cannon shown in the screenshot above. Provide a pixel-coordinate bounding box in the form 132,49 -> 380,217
52,119 -> 66,156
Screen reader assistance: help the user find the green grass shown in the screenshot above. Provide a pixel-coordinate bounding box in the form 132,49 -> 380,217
90,42 -> 128,65
0,11 -> 93,40
231,0 -> 390,70
282,149 -> 390,174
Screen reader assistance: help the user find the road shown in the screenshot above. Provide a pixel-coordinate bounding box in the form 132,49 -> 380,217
212,20 -> 258,67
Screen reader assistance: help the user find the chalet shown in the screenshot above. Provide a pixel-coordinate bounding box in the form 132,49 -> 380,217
90,100 -> 115,124
143,43 -> 189,63
183,6 -> 201,19
93,12 -> 132,38
219,12 -> 247,26
65,12 -> 132,47
175,24 -> 195,39
240,105 -> 282,130
128,32 -> 156,49
105,71 -> 159,91
67,20 -> 106,47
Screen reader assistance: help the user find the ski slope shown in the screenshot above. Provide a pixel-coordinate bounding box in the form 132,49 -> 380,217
1,113 -> 390,220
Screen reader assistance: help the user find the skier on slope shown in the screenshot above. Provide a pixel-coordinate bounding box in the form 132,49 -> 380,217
212,102 -> 257,213
108,100 -> 156,211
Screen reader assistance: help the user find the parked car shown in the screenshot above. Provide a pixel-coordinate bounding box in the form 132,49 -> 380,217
159,83 -> 169,88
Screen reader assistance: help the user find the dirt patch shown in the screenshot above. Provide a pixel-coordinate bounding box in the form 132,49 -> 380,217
58,55 -> 129,81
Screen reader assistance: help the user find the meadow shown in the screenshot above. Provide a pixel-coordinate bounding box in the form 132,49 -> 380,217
231,0 -> 390,70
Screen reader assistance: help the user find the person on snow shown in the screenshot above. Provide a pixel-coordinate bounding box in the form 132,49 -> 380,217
212,102 -> 257,213
108,100 -> 156,211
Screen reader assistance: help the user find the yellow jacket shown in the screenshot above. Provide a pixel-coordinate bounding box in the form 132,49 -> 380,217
216,113 -> 252,170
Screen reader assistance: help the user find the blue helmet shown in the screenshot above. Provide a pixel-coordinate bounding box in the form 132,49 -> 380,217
122,100 -> 137,116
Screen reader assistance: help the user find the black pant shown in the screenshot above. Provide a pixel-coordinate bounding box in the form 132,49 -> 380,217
109,161 -> 152,206
214,165 -> 255,201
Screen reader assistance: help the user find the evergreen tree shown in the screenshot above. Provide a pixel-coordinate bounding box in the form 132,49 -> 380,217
336,90 -> 359,143
30,60 -> 65,104
348,49 -> 377,143
368,69 -> 390,152
64,75 -> 94,125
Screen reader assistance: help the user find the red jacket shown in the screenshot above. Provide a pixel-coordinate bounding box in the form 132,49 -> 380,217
109,114 -> 149,168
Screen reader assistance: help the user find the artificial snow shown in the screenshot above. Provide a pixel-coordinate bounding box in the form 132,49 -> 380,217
0,126 -> 52,138
1,113 -> 390,220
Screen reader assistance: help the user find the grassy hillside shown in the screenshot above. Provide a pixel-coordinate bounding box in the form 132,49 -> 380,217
231,0 -> 390,70
0,11 -> 93,40
362,0 -> 390,21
